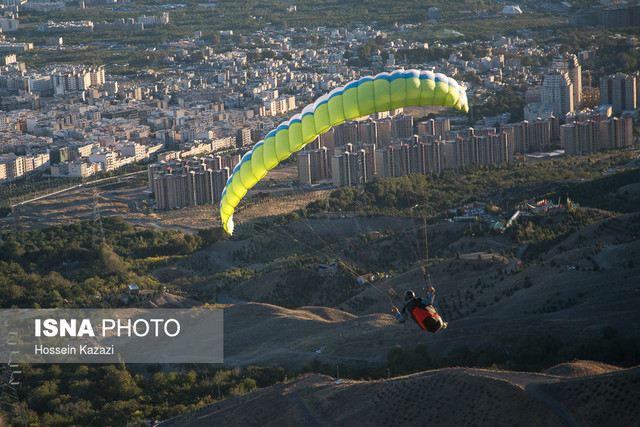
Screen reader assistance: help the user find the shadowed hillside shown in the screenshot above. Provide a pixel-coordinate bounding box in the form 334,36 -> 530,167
159,363 -> 640,426
217,213 -> 640,367
154,162 -> 640,426
143,207 -> 640,369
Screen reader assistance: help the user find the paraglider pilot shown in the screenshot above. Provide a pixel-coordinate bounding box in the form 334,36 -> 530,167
393,286 -> 448,333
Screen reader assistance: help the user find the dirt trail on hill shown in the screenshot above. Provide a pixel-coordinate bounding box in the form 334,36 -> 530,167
592,243 -> 624,270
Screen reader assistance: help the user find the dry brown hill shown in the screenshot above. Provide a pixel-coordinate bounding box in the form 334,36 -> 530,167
222,256 -> 636,366
544,360 -> 622,378
221,277 -> 638,367
145,211 -> 640,368
159,362 -> 640,427
183,211 -> 640,367
217,243 -> 639,368
136,292 -> 203,308
223,303 -> 391,366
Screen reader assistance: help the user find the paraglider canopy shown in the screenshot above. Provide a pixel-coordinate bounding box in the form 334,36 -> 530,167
219,69 -> 470,234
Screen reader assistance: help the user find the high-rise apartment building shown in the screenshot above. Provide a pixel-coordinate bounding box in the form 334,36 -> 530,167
235,127 -> 252,148
375,139 -> 449,179
541,70 -> 574,116
391,114 -> 414,140
600,73 -> 637,112
418,117 -> 451,139
528,120 -> 552,152
334,120 -> 359,146
297,147 -> 329,185
598,116 -> 634,150
502,121 -> 529,154
562,114 -> 633,155
361,143 -> 377,177
552,54 -> 582,108
376,119 -> 392,146
358,119 -> 378,146
149,157 -> 232,209
561,121 -> 598,155
331,149 -> 367,187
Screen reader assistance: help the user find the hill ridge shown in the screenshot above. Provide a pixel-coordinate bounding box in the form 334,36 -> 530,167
159,361 -> 640,426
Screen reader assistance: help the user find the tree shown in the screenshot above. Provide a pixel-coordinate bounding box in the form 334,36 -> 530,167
0,204 -> 12,217
231,34 -> 246,45
100,366 -> 142,401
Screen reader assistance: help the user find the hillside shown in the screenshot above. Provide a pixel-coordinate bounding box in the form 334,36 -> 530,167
159,363 -> 640,426
6,156 -> 639,425
169,209 -> 640,367
221,270 -> 640,366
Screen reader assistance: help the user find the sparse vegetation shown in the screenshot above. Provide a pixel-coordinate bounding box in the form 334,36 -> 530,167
509,210 -> 609,260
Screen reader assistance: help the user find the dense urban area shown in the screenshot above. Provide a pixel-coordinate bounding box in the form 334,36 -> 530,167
0,1 -> 638,197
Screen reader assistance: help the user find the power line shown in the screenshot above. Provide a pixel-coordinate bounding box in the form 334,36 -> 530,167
92,188 -> 106,248
12,205 -> 24,243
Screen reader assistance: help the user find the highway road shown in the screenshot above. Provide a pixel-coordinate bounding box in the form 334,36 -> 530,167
12,170 -> 146,208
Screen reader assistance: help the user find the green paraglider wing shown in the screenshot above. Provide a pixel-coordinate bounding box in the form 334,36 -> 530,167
220,69 -> 469,234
